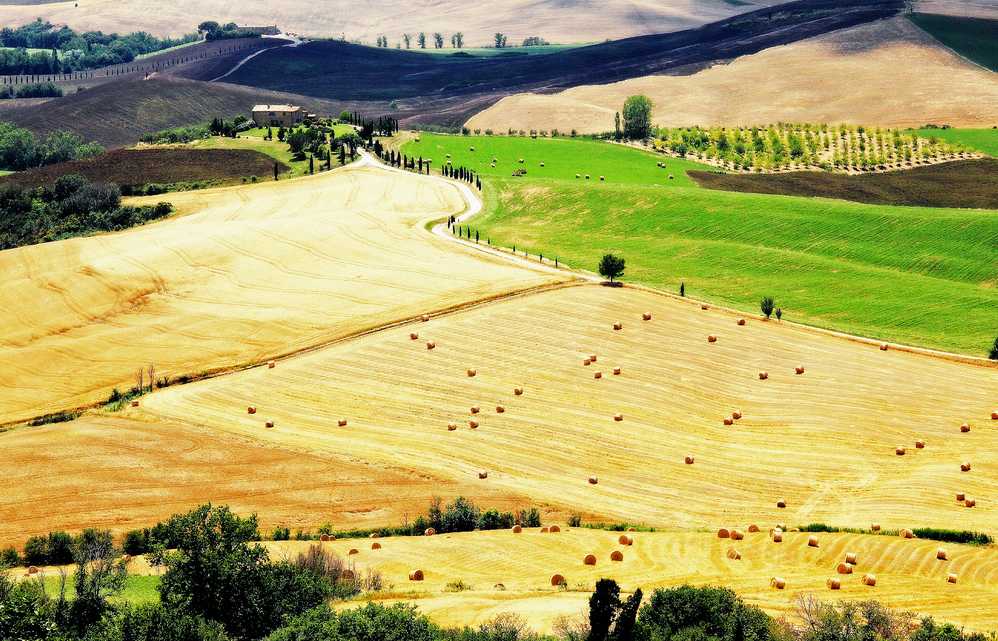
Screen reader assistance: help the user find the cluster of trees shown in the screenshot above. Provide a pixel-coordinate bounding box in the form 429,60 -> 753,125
0,81 -> 62,99
423,497 -> 541,533
140,124 -> 211,144
0,19 -> 198,75
494,32 -> 509,48
207,115 -> 252,138
653,123 -> 967,173
0,122 -> 103,171
522,37 -> 550,46
0,174 -> 172,250
196,21 -> 262,42
396,32 -> 466,49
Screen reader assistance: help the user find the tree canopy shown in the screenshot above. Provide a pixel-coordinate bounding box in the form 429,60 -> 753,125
622,95 -> 653,140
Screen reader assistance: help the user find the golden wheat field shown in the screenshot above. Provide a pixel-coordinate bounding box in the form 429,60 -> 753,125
466,18 -> 998,134
105,529 -> 998,632
0,165 -> 561,425
135,284 -> 998,534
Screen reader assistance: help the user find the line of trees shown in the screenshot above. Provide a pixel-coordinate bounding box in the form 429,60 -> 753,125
393,32 -> 465,49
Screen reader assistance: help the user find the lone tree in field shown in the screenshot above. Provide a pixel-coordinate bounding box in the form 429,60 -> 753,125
761,296 -> 775,319
599,254 -> 626,283
990,336 -> 998,360
680,281 -> 685,297
494,32 -> 508,48
417,32 -> 427,48
622,95 -> 653,140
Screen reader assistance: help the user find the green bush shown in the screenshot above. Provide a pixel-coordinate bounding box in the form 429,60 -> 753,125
46,530 -> 74,565
911,528 -> 992,546
635,585 -> 776,641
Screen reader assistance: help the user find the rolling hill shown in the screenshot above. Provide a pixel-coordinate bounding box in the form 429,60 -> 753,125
466,16 -> 998,133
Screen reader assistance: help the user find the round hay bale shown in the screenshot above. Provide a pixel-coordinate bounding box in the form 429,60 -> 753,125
642,313 -> 652,321
614,413 -> 624,422
409,569 -> 424,581
960,462 -> 972,472
265,421 -> 275,428
737,318 -> 746,326
348,548 -> 359,555
585,175 -> 590,180
771,577 -> 786,589
541,526 -> 549,533
424,528 -> 436,536
426,341 -> 436,350
247,406 -> 257,414
707,335 -> 718,343
410,332 -> 419,340
613,367 -> 621,376
965,498 -> 976,508
613,322 -> 623,331
610,550 -> 624,561
956,492 -> 965,502
732,410 -> 742,420
589,476 -> 599,485
879,344 -> 889,351
776,499 -> 786,508
467,368 -> 477,377
540,162 -> 545,167
900,529 -> 914,539
551,574 -> 566,586
684,455 -> 695,465
871,524 -> 881,532
896,447 -> 906,456
319,534 -> 331,542
550,525 -> 561,533
837,562 -> 854,575
421,314 -> 430,322
992,411 -> 998,420
584,554 -> 597,565
723,418 -> 733,426
594,371 -> 603,380
576,174 -> 581,179
618,535 -> 633,546
748,524 -> 760,533
915,440 -> 925,449
947,573 -> 958,584
447,422 -> 458,431
268,360 -> 276,369
727,548 -> 741,560
584,358 -> 592,366
845,552 -> 858,565
827,578 -> 841,590
512,525 -> 522,533
496,405 -> 505,413
717,528 -> 731,539
338,419 -> 348,427
470,405 -> 480,414
468,420 -> 479,429
600,176 -> 606,181
514,387 -> 524,396
27,566 -> 38,575
808,535 -> 819,548
131,400 -> 140,407
937,548 -> 948,560
479,471 -> 488,479
701,304 -> 709,310
960,423 -> 971,433
772,532 -> 783,543
862,573 -> 877,587
626,527 -> 636,532
372,542 -> 382,549
758,371 -> 769,380
370,533 -> 380,538
795,366 -> 805,375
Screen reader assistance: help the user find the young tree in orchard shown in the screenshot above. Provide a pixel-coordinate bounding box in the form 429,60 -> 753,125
417,32 -> 427,48
622,95 -> 653,140
452,32 -> 464,48
599,254 -> 626,284
433,32 -> 444,48
494,32 -> 507,48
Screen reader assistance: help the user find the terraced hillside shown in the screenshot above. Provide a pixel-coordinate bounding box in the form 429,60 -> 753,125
0,162 -> 562,425
133,284 -> 998,535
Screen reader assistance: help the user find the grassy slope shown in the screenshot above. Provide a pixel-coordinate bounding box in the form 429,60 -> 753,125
190,133 -> 345,178
913,128 -> 998,157
405,134 -> 998,354
909,13 -> 998,72
40,574 -> 160,605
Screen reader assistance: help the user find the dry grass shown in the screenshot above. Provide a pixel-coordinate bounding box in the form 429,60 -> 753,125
0,0 -> 793,45
466,18 -> 998,133
137,284 -> 998,534
0,164 -> 560,424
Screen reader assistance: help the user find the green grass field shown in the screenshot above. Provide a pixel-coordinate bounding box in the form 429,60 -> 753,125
404,134 -> 998,355
909,13 -> 998,72
193,135 -> 346,178
913,128 -> 998,157
38,574 -> 160,605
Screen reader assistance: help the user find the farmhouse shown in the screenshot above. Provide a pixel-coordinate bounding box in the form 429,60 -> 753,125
252,104 -> 304,127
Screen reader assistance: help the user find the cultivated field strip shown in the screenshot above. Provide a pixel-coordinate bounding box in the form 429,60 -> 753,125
140,284 -> 998,532
0,166 -> 562,424
252,529 -> 998,632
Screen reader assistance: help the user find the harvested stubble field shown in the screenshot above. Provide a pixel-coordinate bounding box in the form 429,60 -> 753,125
112,529 -> 998,632
137,285 -> 998,535
0,163 -> 561,425
0,147 -> 286,190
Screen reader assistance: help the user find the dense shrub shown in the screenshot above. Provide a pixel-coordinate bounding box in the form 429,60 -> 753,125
0,122 -> 103,171
911,528 -> 992,546
140,125 -> 211,144
635,585 -> 776,641
117,603 -> 231,641
45,531 -> 75,565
